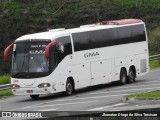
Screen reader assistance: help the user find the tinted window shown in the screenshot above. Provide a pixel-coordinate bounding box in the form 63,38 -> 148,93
56,36 -> 72,63
72,24 -> 146,51
49,36 -> 72,73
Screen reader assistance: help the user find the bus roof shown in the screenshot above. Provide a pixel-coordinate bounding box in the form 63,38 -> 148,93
15,19 -> 144,42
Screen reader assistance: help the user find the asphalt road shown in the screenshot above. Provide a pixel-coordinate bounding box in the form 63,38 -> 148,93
1,68 -> 160,112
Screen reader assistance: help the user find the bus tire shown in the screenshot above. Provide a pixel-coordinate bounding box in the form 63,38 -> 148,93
65,79 -> 74,95
128,67 -> 136,83
119,68 -> 127,85
30,95 -> 39,99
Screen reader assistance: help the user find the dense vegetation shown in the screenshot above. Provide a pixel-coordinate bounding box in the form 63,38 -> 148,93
0,74 -> 10,85
0,0 -> 160,75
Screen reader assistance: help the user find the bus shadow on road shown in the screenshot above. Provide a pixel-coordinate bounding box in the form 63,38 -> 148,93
73,79 -> 146,95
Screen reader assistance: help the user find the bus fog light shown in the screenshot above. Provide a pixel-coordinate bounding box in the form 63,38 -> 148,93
12,84 -> 20,89
38,83 -> 50,88
44,89 -> 47,91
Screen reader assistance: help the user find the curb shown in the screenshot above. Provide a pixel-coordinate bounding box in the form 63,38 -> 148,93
123,97 -> 160,102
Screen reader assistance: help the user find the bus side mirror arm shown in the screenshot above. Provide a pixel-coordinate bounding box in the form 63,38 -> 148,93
45,40 -> 57,59
4,43 -> 13,61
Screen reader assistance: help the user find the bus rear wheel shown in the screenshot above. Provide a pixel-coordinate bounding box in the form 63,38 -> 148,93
65,79 -> 74,95
119,68 -> 127,85
128,67 -> 136,83
30,95 -> 39,99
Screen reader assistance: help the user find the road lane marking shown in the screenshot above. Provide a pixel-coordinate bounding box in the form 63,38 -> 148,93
9,85 -> 160,111
83,83 -> 160,95
36,108 -> 59,111
71,80 -> 160,97
3,80 -> 160,103
87,103 -> 128,111
107,104 -> 160,111
56,94 -> 128,102
54,86 -> 160,102
13,86 -> 160,111
11,100 -> 98,110
109,81 -> 160,91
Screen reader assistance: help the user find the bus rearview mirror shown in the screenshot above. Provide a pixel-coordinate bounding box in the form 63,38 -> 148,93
4,43 -> 13,61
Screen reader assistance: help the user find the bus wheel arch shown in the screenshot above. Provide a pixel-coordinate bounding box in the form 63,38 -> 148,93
119,67 -> 127,85
128,65 -> 136,83
65,77 -> 75,95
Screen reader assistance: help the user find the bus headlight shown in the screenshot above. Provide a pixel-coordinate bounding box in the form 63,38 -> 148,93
12,84 -> 20,89
38,83 -> 51,88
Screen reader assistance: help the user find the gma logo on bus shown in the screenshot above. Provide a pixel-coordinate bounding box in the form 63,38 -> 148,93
84,52 -> 100,58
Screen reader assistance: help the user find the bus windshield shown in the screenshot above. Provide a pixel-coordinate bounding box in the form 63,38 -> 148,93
11,41 -> 50,78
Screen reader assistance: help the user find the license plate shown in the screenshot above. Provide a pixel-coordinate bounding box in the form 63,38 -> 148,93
26,90 -> 33,93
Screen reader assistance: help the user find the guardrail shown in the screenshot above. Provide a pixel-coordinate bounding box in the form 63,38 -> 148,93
0,54 -> 160,91
0,84 -> 11,91
149,54 -> 160,61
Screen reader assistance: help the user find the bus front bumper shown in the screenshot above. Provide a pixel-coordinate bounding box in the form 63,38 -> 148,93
12,87 -> 54,95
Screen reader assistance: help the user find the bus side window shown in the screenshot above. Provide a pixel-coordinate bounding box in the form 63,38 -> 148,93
49,46 -> 57,72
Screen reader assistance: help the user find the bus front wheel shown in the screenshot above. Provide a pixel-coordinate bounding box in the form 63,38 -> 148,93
65,79 -> 74,95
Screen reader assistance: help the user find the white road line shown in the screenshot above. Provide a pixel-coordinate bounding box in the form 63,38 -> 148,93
83,83 -> 160,96
36,108 -> 59,111
110,81 -> 160,90
11,100 -> 98,110
10,85 -> 160,111
55,94 -> 128,102
79,80 -> 160,97
108,109 -> 121,111
13,86 -> 160,111
54,86 -> 160,102
88,103 -> 128,111
108,104 -> 160,111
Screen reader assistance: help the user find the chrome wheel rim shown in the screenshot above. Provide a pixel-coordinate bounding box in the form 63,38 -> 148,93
121,74 -> 126,83
66,83 -> 72,95
129,71 -> 134,82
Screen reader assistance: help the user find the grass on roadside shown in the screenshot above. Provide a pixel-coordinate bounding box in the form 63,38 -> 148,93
0,89 -> 13,98
125,90 -> 160,99
149,60 -> 160,69
0,75 -> 10,85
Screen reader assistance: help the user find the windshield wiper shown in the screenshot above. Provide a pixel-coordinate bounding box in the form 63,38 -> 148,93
12,72 -> 27,77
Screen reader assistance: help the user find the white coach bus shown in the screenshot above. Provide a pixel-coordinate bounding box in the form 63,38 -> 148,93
4,19 -> 149,99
